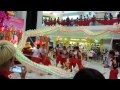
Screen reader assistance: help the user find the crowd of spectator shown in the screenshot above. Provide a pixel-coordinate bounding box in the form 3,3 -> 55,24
42,12 -> 120,26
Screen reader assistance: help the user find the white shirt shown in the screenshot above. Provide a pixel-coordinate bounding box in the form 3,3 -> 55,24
115,51 -> 119,57
74,51 -> 79,58
40,48 -> 46,55
32,47 -> 41,57
62,50 -> 67,58
88,51 -> 93,57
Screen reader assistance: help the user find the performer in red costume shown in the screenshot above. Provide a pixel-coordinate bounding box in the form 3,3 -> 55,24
40,44 -> 47,63
61,46 -> 68,66
56,52 -> 62,66
108,50 -> 118,79
31,44 -> 41,63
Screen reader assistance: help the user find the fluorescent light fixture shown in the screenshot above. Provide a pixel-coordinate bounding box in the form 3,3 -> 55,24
71,39 -> 79,40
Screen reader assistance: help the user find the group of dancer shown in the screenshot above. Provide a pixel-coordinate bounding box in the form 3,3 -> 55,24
54,45 -> 83,71
22,43 -> 83,72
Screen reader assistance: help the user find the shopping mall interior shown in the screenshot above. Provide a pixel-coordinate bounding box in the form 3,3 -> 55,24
0,11 -> 120,79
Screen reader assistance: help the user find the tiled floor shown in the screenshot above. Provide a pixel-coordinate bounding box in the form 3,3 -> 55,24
25,60 -> 120,79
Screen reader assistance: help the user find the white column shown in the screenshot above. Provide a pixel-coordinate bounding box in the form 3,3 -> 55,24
15,11 -> 27,31
36,11 -> 43,29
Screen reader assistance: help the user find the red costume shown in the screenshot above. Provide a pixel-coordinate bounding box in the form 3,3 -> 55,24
109,58 -> 118,79
109,68 -> 118,79
56,54 -> 62,65
43,57 -> 51,66
69,58 -> 77,69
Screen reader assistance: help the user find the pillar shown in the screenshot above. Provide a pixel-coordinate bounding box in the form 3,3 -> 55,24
36,11 -> 43,29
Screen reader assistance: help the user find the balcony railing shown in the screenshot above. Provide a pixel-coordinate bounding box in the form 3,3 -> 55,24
42,17 -> 120,26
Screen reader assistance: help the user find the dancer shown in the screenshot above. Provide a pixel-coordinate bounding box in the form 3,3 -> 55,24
31,44 -> 42,63
40,44 -> 47,63
61,46 -> 68,67
69,54 -> 77,72
108,50 -> 118,79
48,47 -> 54,65
56,52 -> 62,66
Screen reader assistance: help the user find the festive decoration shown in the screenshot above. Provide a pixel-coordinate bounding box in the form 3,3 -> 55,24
0,27 -> 5,32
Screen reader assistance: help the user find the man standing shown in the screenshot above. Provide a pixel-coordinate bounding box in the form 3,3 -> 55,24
117,12 -> 120,24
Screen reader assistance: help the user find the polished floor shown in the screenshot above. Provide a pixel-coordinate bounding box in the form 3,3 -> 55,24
25,60 -> 120,79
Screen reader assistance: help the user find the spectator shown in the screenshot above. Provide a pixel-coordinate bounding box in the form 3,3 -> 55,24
86,14 -> 89,20
48,17 -> 51,22
57,17 -> 60,24
66,17 -> 70,26
109,13 -> 113,20
73,68 -> 105,79
80,15 -> 83,21
54,18 -> 56,26
76,17 -> 79,21
70,18 -> 74,26
50,18 -> 53,22
0,40 -> 27,79
84,16 -> 86,21
91,15 -> 96,25
104,13 -> 108,20
117,12 -> 120,24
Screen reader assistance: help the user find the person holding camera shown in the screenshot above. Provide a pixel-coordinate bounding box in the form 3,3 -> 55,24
0,40 -> 27,79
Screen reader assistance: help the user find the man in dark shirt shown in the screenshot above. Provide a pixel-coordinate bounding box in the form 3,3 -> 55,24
66,17 -> 70,26
117,12 -> 120,24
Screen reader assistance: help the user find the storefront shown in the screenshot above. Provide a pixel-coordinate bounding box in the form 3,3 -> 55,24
53,37 -> 102,52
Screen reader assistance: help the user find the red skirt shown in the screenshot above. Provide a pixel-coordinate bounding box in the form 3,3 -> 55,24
43,59 -> 51,66
69,58 -> 77,69
76,59 -> 83,70
109,68 -> 118,79
31,57 -> 41,63
56,55 -> 62,65
61,58 -> 67,65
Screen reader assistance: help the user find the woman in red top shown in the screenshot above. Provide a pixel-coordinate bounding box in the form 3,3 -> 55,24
108,50 -> 118,79
0,40 -> 26,79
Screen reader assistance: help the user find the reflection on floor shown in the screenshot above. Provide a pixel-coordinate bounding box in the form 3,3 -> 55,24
26,60 -> 120,79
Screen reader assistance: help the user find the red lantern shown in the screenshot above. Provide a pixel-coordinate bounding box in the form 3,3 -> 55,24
0,27 -> 5,32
